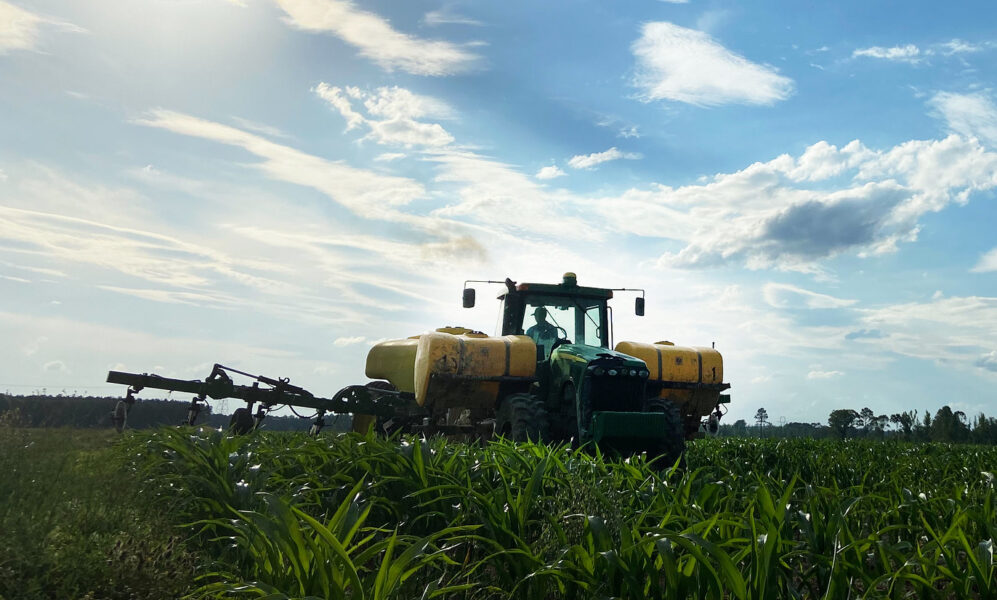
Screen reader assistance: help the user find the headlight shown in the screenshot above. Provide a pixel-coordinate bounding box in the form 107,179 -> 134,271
593,367 -> 605,376
608,369 -> 618,376
639,370 -> 649,378
629,369 -> 637,376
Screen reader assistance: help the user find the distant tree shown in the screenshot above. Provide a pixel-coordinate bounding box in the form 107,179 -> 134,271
930,406 -> 970,442
890,411 -> 917,439
754,408 -> 769,435
828,409 -> 859,440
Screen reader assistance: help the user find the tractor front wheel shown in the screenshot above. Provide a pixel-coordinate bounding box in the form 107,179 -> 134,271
646,398 -> 686,469
495,393 -> 549,443
229,407 -> 255,435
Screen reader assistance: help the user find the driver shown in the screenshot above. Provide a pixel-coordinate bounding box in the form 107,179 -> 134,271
526,306 -> 559,356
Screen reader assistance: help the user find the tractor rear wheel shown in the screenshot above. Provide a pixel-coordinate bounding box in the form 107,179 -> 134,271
229,407 -> 254,435
495,393 -> 549,443
646,398 -> 685,469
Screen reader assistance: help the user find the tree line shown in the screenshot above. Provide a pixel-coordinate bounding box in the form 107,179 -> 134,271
722,405 -> 997,444
0,393 -> 350,432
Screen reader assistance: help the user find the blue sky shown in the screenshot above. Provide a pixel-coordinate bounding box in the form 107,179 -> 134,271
2,0 -> 996,424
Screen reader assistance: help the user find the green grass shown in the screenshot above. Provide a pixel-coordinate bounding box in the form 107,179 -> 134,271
0,426 -> 198,600
4,425 -> 995,599
123,430 -> 997,599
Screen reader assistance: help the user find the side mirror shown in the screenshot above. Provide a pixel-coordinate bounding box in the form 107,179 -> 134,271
635,297 -> 645,316
462,287 -> 476,308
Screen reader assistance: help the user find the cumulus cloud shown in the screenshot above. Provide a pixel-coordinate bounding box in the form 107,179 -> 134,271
274,0 -> 479,75
763,283 -> 857,309
536,165 -> 566,180
0,1 -> 82,54
315,84 -> 455,147
852,44 -> 921,62
631,22 -> 794,106
929,91 -> 997,147
972,248 -> 997,273
592,135 -> 997,271
807,370 -> 843,379
568,147 -> 642,170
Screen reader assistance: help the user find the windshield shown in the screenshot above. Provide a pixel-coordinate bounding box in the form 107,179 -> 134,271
521,294 -> 606,357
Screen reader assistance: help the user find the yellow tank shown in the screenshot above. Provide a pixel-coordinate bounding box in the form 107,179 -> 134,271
365,328 -> 537,411
614,340 -> 724,419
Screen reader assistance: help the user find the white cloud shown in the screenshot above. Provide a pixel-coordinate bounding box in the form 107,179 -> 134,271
937,39 -> 982,56
852,44 -> 920,62
136,109 -> 426,217
631,22 -> 794,106
43,359 -> 69,373
762,283 -> 857,309
274,0 -> 479,76
568,147 -> 642,170
972,248 -> 997,273
591,135 -> 997,271
977,351 -> 997,372
231,117 -> 291,139
333,335 -> 366,346
0,168 -> 6,181
375,152 -> 406,162
0,1 -> 82,54
536,165 -> 566,180
929,91 -> 997,147
315,84 -> 455,147
807,370 -> 843,379
423,9 -> 482,27
0,1 -> 43,53
858,295 -> 997,370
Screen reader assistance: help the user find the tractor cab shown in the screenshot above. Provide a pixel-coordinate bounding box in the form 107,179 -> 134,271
501,275 -> 611,358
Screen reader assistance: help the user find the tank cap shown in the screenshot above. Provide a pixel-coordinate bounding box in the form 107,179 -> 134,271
563,272 -> 577,287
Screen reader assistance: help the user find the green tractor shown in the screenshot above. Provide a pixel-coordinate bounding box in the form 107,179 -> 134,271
105,273 -> 730,465
364,273 -> 730,465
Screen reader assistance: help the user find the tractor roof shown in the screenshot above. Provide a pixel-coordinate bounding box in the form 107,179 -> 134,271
500,272 -> 614,300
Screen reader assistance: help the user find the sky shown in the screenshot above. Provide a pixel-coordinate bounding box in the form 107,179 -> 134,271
1,0 -> 996,425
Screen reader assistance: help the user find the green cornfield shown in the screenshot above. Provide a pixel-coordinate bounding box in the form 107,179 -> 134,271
124,430 -> 997,599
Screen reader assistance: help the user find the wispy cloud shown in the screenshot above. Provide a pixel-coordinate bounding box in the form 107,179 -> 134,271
315,83 -> 455,147
536,165 -> 566,180
853,44 -> 921,63
274,0 -> 480,75
423,9 -> 483,27
632,22 -> 793,106
136,109 -> 427,217
807,369 -> 843,379
929,91 -> 997,147
763,283 -> 857,309
0,1 -> 83,55
568,147 -> 642,170
333,335 -> 366,346
937,39 -> 983,56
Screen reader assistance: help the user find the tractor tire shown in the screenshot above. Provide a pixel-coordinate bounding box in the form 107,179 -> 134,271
645,398 -> 686,469
366,381 -> 401,436
495,393 -> 549,443
229,407 -> 255,435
